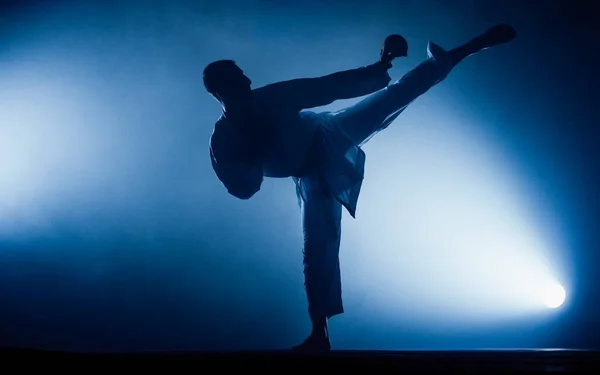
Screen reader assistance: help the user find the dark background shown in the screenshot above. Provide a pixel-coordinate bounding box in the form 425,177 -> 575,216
0,0 -> 598,351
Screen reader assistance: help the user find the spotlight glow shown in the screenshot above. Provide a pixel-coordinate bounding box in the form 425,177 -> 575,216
333,100 -> 567,325
542,284 -> 566,309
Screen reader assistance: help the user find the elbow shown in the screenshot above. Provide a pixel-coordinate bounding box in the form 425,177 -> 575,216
228,184 -> 260,200
216,164 -> 263,200
232,190 -> 257,200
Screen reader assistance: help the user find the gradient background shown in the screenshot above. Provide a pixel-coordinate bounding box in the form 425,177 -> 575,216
0,0 -> 598,351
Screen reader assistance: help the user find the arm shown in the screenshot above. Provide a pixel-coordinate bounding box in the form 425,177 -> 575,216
209,126 -> 263,200
261,61 -> 392,110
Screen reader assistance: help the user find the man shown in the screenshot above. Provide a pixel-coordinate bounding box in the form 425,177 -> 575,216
205,24 -> 516,351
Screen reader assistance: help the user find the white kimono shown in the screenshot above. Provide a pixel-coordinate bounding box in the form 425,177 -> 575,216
210,42 -> 454,319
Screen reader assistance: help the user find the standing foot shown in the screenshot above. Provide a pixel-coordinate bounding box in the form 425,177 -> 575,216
291,334 -> 331,352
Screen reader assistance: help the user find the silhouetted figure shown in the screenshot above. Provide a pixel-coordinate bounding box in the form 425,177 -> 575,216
205,24 -> 516,351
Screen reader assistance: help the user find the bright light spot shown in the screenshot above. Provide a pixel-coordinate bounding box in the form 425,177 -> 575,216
334,100 -> 566,326
542,284 -> 566,309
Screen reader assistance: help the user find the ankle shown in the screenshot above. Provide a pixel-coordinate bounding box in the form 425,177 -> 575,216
310,317 -> 328,338
448,39 -> 483,65
311,326 -> 327,338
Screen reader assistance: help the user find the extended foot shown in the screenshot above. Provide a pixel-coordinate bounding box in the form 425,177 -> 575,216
291,334 -> 331,352
476,24 -> 517,49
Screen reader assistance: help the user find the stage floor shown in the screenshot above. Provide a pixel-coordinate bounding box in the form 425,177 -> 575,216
1,348 -> 598,373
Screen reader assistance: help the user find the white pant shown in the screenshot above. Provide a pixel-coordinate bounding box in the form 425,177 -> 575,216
299,46 -> 455,320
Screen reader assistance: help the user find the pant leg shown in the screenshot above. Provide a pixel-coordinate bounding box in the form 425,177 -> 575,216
334,46 -> 455,146
298,171 -> 344,320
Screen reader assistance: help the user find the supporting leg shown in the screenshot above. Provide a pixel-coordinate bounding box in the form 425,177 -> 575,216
292,172 -> 343,352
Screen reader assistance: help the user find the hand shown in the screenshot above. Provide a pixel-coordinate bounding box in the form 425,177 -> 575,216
380,34 -> 408,64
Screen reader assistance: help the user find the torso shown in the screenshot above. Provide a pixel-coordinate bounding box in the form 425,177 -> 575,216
213,88 -> 321,178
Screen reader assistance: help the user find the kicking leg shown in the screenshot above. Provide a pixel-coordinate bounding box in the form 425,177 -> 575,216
447,23 -> 516,65
292,172 -> 343,352
335,24 -> 516,146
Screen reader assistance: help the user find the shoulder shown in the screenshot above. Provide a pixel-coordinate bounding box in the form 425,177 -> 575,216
252,81 -> 294,101
252,81 -> 305,112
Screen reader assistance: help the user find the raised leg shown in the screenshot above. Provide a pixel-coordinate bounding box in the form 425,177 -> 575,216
334,24 -> 516,146
334,42 -> 455,146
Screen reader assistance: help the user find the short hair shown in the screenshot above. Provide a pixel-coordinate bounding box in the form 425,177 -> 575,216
203,59 -> 238,96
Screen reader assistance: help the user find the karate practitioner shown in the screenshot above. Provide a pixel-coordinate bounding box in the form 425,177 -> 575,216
204,24 -> 516,351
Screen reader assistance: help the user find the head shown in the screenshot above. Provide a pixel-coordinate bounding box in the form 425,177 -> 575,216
203,60 -> 252,103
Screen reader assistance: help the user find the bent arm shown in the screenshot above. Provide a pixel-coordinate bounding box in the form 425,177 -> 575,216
209,130 -> 263,200
261,61 -> 392,110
